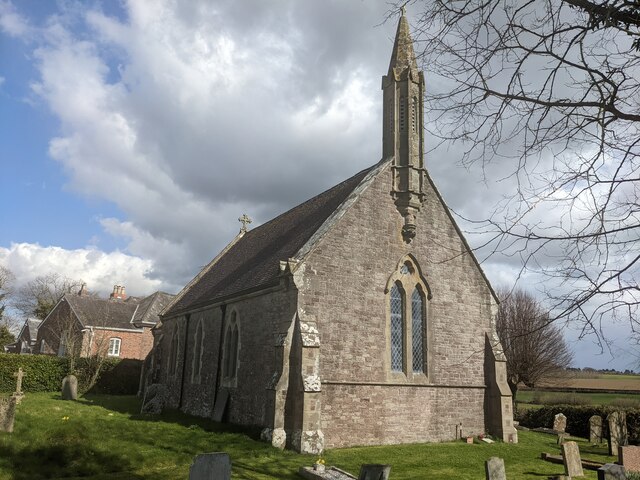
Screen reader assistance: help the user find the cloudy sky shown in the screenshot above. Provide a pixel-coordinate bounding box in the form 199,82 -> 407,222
0,0 -> 636,370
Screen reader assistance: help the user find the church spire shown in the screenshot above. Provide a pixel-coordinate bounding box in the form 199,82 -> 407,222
387,7 -> 419,77
382,8 -> 426,243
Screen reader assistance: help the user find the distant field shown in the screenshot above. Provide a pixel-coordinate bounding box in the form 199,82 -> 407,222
533,374 -> 640,392
517,390 -> 640,407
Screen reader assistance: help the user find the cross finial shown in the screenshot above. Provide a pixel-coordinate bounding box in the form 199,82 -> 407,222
238,213 -> 252,233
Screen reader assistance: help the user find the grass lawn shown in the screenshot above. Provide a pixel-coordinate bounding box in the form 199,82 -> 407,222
0,393 -> 617,479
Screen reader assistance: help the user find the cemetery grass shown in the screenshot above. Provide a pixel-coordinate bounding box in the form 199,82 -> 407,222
0,393 -> 617,480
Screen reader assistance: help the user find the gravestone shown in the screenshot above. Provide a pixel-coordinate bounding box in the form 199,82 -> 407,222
597,463 -> 626,480
188,452 -> 231,480
590,415 -> 603,444
554,413 -> 567,433
485,457 -> 506,480
12,368 -> 25,404
607,411 -> 628,456
557,433 -> 568,445
61,374 -> 78,401
358,464 -> 390,480
0,396 -> 17,433
619,445 -> 640,473
561,441 -> 584,477
141,383 -> 169,414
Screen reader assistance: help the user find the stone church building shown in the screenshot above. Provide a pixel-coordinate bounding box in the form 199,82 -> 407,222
150,12 -> 516,454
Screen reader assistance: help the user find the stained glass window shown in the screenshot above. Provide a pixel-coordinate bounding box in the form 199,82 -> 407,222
412,289 -> 424,373
390,283 -> 404,372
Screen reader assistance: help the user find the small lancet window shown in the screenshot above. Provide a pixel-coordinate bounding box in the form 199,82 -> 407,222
390,283 -> 405,372
411,97 -> 417,132
411,289 -> 424,373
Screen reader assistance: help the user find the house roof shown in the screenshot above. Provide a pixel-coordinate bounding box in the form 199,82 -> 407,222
165,164 -> 376,317
63,290 -> 175,330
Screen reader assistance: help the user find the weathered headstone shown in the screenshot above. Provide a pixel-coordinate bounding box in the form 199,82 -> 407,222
188,452 -> 231,480
597,463 -> 626,480
485,457 -> 506,480
590,415 -> 603,444
0,396 -> 17,433
61,374 -> 78,401
212,389 -> 229,422
553,413 -> 567,433
358,464 -> 390,480
557,433 -> 568,445
619,445 -> 640,473
141,383 -> 168,414
607,411 -> 628,456
12,368 -> 25,404
561,441 -> 584,477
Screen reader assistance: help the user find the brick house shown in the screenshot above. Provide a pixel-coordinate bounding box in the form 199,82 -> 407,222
36,285 -> 174,361
148,12 -> 516,454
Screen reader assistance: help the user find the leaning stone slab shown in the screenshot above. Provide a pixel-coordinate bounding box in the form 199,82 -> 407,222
189,452 -> 231,480
554,413 -> 567,433
61,374 -> 78,401
0,396 -> 17,433
619,445 -> 640,473
298,466 -> 357,480
590,415 -> 603,444
607,411 -> 629,456
485,457 -> 506,480
212,389 -> 229,422
358,464 -> 390,480
141,383 -> 168,414
561,441 -> 584,478
597,463 -> 626,480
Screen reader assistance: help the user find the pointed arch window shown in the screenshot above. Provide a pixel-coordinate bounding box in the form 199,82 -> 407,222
169,324 -> 179,376
390,283 -> 405,372
222,311 -> 240,384
191,319 -> 204,383
411,289 -> 424,373
386,258 -> 430,378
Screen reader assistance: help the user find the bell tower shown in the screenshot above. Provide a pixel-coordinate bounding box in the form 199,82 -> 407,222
382,8 -> 426,242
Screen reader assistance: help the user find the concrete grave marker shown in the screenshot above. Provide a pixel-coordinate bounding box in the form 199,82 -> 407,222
619,445 -> 640,473
0,396 -> 17,433
485,457 -> 506,480
561,441 -> 584,477
607,411 -> 628,456
188,452 -> 231,480
12,368 -> 25,404
589,415 -> 603,444
553,413 -> 567,433
358,464 -> 390,480
61,374 -> 78,401
597,463 -> 626,480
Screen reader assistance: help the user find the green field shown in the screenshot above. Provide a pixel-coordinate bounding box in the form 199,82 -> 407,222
0,393 -> 617,479
517,390 -> 640,406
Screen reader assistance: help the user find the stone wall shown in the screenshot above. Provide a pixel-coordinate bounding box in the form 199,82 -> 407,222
297,162 -> 507,447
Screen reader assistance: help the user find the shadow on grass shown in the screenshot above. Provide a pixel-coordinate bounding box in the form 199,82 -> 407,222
0,427 -> 140,480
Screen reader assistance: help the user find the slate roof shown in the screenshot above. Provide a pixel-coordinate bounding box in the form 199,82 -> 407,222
165,165 -> 375,316
63,291 -> 175,330
26,318 -> 42,343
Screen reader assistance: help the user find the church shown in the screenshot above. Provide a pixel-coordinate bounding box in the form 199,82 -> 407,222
148,11 -> 516,454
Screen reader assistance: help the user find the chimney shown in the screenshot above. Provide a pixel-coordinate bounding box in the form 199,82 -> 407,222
110,285 -> 127,300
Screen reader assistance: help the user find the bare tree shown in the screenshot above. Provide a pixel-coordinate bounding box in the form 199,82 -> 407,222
0,266 -> 16,329
397,0 -> 640,345
13,273 -> 83,320
496,287 -> 574,405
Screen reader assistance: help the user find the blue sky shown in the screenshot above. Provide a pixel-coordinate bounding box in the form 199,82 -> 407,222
0,0 -> 637,371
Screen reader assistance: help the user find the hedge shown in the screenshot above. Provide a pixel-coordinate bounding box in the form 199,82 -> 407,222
518,404 -> 640,444
0,353 -> 142,395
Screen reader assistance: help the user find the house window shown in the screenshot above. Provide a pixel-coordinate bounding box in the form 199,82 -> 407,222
390,283 -> 405,372
387,257 -> 430,377
169,324 -> 179,376
222,311 -> 240,382
108,338 -> 121,357
191,319 -> 204,383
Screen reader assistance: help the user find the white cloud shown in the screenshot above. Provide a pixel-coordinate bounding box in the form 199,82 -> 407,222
0,242 -> 163,297
0,1 -> 30,38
